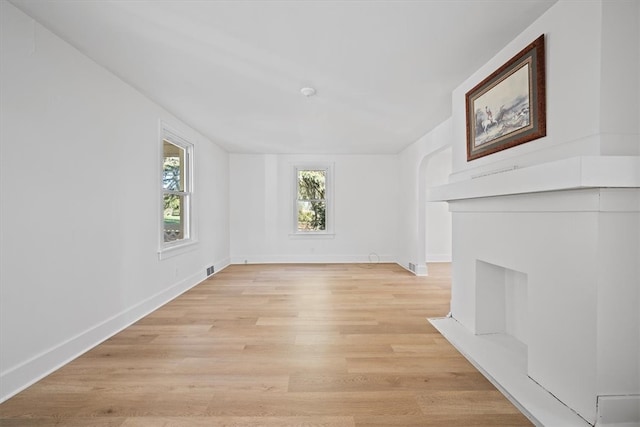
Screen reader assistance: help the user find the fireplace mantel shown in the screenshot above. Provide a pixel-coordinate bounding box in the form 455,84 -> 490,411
427,156 -> 639,202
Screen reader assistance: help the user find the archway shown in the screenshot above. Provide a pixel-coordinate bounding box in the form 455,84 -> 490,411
417,146 -> 452,275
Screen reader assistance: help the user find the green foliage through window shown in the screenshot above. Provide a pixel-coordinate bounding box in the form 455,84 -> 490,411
163,139 -> 188,243
297,170 -> 326,231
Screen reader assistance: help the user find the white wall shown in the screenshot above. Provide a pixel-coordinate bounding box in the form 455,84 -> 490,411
230,154 -> 398,263
450,0 -> 640,183
397,119 -> 452,273
423,147 -> 452,262
600,0 -> 639,151
0,2 -> 229,402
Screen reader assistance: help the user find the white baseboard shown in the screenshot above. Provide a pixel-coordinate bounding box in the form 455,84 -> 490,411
414,263 -> 429,276
0,260 -> 229,403
230,254 -> 396,264
597,395 -> 640,426
214,257 -> 231,274
426,254 -> 452,262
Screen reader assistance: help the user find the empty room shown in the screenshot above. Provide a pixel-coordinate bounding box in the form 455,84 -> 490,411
1,0 -> 639,426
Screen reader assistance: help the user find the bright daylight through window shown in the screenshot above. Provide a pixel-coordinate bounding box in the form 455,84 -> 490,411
296,168 -> 327,232
162,131 -> 192,247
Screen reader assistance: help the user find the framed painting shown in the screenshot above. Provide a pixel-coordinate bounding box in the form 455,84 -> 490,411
466,34 -> 546,161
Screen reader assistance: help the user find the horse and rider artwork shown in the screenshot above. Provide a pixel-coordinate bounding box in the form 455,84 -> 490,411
474,65 -> 531,147
466,35 -> 546,161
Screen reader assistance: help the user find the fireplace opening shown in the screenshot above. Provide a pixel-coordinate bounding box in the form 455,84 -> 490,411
475,260 -> 529,348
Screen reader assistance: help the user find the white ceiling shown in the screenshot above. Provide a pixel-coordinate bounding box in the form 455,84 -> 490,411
11,0 -> 556,154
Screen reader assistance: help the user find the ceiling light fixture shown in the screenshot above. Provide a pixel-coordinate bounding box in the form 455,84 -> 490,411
300,87 -> 316,97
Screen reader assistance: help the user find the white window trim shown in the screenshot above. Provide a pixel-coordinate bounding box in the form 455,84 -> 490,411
158,121 -> 198,259
290,163 -> 335,238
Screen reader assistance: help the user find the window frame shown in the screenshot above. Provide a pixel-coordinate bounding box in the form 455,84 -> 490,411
291,163 -> 334,238
158,122 -> 197,258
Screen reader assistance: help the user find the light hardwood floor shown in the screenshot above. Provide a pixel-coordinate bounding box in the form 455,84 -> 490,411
0,263 -> 532,426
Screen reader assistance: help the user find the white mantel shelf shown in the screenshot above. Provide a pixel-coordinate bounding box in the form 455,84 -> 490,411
427,156 -> 640,202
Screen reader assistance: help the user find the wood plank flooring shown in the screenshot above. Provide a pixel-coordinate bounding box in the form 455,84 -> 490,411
0,263 -> 532,426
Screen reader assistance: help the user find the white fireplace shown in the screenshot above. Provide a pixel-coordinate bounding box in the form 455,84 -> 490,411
421,1 -> 639,424
428,157 -> 640,426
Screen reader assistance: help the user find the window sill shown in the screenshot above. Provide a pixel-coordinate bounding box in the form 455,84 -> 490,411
288,232 -> 335,240
158,240 -> 198,260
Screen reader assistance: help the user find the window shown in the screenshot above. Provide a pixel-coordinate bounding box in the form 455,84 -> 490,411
293,164 -> 333,235
161,125 -> 193,252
